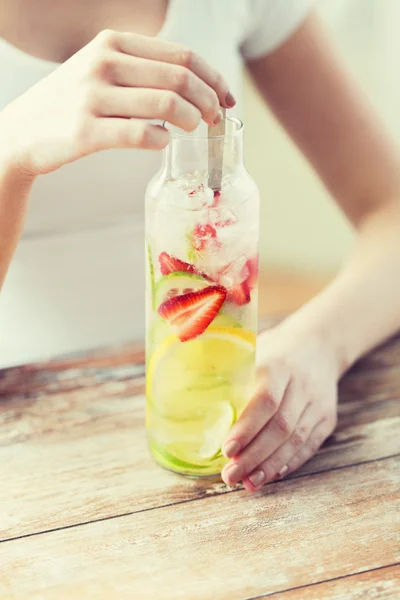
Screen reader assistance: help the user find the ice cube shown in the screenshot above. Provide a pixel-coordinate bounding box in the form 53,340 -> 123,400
188,184 -> 213,209
209,207 -> 237,228
218,256 -> 250,288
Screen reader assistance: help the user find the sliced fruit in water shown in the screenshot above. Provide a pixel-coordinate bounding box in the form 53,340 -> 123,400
211,313 -> 242,328
198,401 -> 236,459
146,242 -> 156,308
157,285 -> 226,342
191,223 -> 219,253
246,256 -> 259,290
155,401 -> 236,466
227,281 -> 251,306
159,252 -> 196,276
154,271 -> 211,309
147,326 -> 256,421
150,440 -> 207,472
148,310 -> 240,353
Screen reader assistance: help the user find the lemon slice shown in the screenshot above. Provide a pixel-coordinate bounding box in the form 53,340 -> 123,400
148,325 -> 256,388
146,326 -> 255,467
147,325 -> 256,421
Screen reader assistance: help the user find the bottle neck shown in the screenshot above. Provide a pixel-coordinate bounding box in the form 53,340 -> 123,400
162,118 -> 244,183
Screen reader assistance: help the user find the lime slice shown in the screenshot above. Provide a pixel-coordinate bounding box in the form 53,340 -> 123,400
150,401 -> 235,467
198,401 -> 236,459
150,440 -> 206,472
154,271 -> 211,308
145,241 -> 156,309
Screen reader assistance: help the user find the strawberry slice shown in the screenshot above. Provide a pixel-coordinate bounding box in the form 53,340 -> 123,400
246,256 -> 259,290
192,223 -> 218,252
157,285 -> 226,342
227,281 -> 251,306
159,252 -> 196,276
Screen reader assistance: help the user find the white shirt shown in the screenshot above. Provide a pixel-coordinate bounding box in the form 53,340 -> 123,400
0,0 -> 312,367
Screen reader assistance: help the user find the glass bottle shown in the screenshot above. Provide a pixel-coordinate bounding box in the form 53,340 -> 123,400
145,116 -> 259,476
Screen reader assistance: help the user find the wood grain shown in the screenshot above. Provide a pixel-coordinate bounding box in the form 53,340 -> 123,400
267,564 -> 400,599
1,457 -> 399,600
1,330 -> 400,541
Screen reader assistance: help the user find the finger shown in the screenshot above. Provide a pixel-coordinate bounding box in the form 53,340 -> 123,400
222,381 -> 304,486
109,32 -> 233,108
96,87 -> 201,132
284,419 -> 335,477
101,55 -> 221,126
222,369 -> 289,460
88,117 -> 170,151
243,407 -> 323,492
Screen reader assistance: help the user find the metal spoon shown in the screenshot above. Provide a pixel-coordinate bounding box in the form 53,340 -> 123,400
208,108 -> 226,192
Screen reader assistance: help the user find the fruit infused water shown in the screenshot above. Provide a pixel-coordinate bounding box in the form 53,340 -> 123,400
145,117 -> 259,476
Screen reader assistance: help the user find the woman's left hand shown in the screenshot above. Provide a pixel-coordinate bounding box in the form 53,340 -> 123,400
221,322 -> 340,491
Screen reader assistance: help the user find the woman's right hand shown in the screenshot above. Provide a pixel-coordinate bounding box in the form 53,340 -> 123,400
0,30 -> 235,176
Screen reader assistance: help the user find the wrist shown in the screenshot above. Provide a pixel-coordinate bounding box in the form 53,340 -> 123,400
0,153 -> 36,188
0,112 -> 37,181
276,302 -> 349,380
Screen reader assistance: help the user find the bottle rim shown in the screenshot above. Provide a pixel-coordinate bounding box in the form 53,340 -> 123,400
163,116 -> 243,141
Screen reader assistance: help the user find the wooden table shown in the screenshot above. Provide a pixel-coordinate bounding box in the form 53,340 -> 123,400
1,327 -> 399,599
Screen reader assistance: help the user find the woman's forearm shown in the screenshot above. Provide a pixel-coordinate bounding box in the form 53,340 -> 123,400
279,200 -> 400,376
0,157 -> 35,289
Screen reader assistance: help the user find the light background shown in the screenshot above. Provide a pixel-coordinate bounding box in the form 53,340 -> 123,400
244,0 -> 400,274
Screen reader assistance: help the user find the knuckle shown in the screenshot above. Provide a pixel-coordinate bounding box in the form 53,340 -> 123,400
115,124 -> 133,148
274,412 -> 293,437
81,85 -> 99,115
174,67 -> 192,93
259,391 -> 280,414
91,53 -> 118,81
73,115 -> 94,149
160,91 -> 180,118
179,47 -> 195,69
291,428 -> 306,449
96,29 -> 118,49
135,123 -> 151,147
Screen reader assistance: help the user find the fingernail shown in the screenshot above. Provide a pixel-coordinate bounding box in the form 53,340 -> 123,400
223,463 -> 243,484
222,440 -> 241,458
275,465 -> 289,480
213,109 -> 223,125
225,91 -> 236,107
248,469 -> 265,488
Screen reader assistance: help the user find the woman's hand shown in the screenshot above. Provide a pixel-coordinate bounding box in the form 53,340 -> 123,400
1,30 -> 234,176
221,322 -> 339,491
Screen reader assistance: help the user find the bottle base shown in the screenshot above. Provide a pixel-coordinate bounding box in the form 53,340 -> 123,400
149,440 -> 228,478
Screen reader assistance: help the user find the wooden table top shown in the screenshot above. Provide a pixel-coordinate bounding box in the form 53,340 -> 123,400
1,326 -> 399,599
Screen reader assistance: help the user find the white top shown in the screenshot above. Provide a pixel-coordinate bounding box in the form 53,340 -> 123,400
0,0 -> 312,367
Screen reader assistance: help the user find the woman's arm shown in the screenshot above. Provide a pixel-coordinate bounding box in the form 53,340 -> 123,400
0,156 -> 34,290
222,12 -> 400,491
0,30 -> 233,289
247,10 -> 400,371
